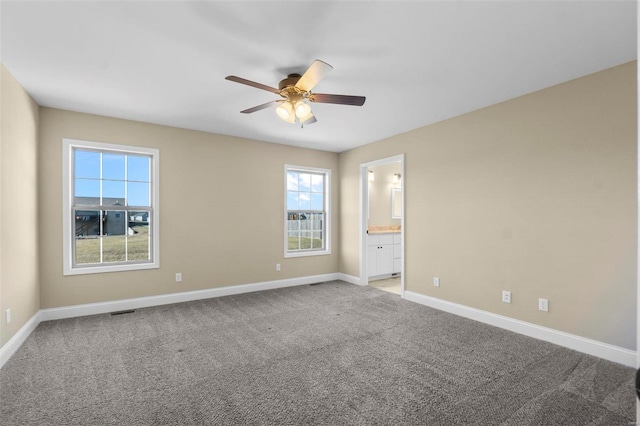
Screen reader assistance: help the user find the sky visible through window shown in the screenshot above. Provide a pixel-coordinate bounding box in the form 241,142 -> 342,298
287,171 -> 324,211
74,150 -> 150,207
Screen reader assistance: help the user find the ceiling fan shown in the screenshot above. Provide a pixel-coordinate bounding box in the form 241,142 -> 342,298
225,59 -> 366,126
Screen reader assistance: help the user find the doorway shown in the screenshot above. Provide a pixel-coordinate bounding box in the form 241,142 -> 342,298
360,154 -> 405,297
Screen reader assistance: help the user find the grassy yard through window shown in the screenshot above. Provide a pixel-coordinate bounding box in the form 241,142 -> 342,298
75,224 -> 150,264
288,236 -> 323,251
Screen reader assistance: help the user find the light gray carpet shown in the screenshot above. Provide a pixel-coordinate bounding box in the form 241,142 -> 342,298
0,281 -> 635,425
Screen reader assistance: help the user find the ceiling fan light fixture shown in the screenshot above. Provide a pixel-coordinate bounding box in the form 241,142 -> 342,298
295,103 -> 314,123
276,101 -> 294,122
294,100 -> 311,118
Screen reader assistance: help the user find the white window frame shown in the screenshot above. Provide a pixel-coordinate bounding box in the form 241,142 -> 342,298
284,165 -> 331,258
62,138 -> 160,275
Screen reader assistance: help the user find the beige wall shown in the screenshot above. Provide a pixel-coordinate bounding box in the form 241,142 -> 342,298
368,162 -> 402,228
340,62 -> 637,350
38,108 -> 339,308
1,65 -> 41,347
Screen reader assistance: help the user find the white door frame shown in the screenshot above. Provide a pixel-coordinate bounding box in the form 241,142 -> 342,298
359,154 -> 405,297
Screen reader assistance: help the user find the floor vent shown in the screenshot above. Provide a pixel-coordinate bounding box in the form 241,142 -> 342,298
309,282 -> 328,286
110,309 -> 136,316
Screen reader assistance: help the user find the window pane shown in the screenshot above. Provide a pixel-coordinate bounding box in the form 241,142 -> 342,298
127,155 -> 150,182
308,213 -> 317,231
127,182 -> 150,207
102,210 -> 126,262
298,173 -> 311,192
75,210 -> 101,237
300,231 -> 312,249
310,193 -> 323,210
75,209 -> 101,264
129,211 -> 149,223
128,211 -> 150,261
312,232 -> 323,249
102,153 -> 125,180
75,178 -> 100,203
103,210 -> 127,236
74,150 -> 100,179
287,214 -> 299,231
287,192 -> 299,210
287,232 -> 299,250
287,171 -> 298,191
128,234 -> 149,261
102,181 -> 125,206
75,237 -> 100,264
314,213 -> 324,230
298,193 -> 311,210
300,215 -> 311,230
102,235 -> 126,262
311,174 -> 324,192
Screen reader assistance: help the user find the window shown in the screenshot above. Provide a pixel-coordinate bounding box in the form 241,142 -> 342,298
63,139 -> 159,275
285,165 -> 331,257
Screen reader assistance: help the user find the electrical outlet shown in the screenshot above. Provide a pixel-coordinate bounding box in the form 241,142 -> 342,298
433,277 -> 440,287
175,273 -> 182,282
5,309 -> 11,325
538,298 -> 549,312
502,290 -> 511,304
276,263 -> 281,272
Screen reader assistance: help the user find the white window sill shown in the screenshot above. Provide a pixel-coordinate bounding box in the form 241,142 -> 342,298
284,249 -> 331,259
63,262 -> 159,276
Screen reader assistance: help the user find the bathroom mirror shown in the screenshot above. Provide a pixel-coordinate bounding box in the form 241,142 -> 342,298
391,187 -> 402,219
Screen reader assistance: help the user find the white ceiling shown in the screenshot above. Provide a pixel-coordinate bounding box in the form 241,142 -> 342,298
1,1 -> 636,152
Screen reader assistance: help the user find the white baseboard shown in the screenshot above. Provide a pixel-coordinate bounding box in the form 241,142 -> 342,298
0,311 -> 41,369
337,273 -> 362,286
404,291 -> 636,367
40,273 -> 340,322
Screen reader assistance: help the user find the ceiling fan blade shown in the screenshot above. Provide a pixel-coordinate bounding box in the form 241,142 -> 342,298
295,60 -> 333,92
225,76 -> 280,94
240,100 -> 282,114
311,93 -> 366,106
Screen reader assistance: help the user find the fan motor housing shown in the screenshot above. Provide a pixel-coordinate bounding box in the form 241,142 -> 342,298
278,74 -> 302,90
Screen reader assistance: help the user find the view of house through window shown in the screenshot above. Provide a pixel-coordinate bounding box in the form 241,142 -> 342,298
63,139 -> 159,274
74,149 -> 152,264
285,166 -> 330,256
